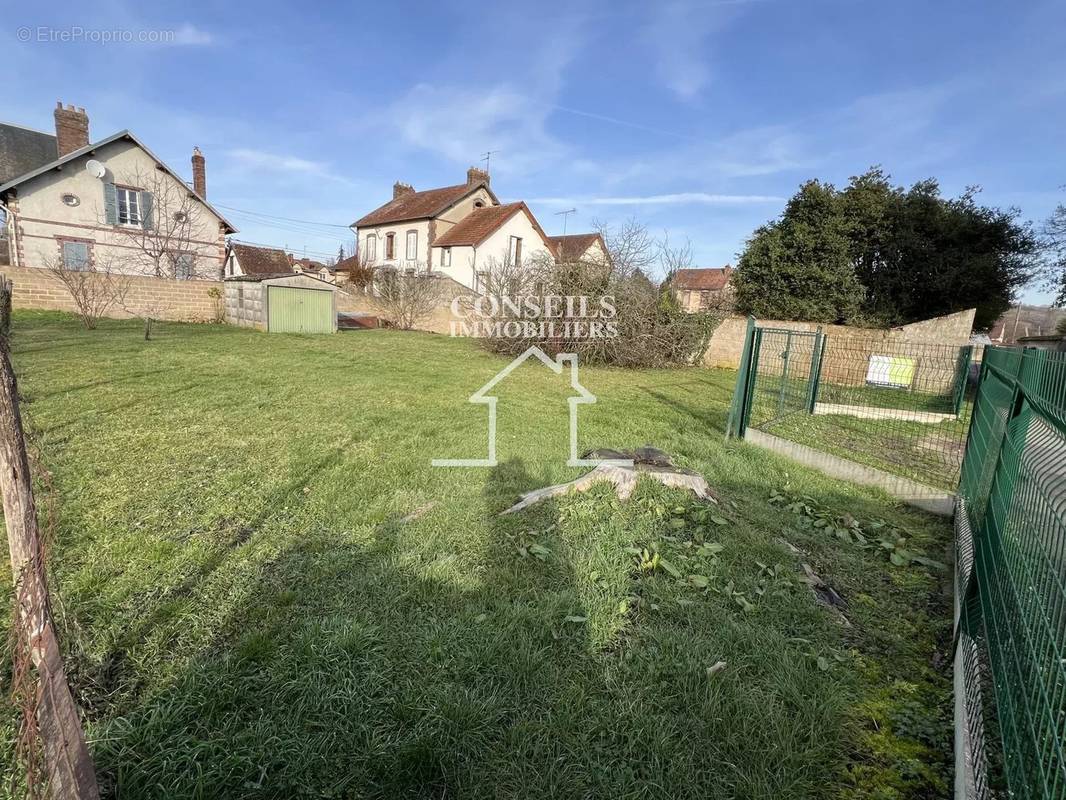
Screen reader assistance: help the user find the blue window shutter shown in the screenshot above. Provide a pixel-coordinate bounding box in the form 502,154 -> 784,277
103,183 -> 118,225
62,241 -> 89,271
140,191 -> 154,230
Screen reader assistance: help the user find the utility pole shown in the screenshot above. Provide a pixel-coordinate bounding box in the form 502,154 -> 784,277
554,208 -> 577,236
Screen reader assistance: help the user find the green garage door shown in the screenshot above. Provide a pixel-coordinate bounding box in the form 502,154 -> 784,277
267,286 -> 334,334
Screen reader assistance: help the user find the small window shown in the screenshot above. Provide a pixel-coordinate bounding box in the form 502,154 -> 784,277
441,247 -> 452,267
473,200 -> 485,209
173,211 -> 188,223
406,230 -> 417,260
61,240 -> 90,271
116,187 -> 141,225
365,234 -> 377,262
385,233 -> 395,260
61,193 -> 79,207
508,236 -> 522,266
174,252 -> 195,280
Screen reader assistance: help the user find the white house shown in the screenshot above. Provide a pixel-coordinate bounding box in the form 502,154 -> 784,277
351,168 -> 602,292
0,102 -> 235,280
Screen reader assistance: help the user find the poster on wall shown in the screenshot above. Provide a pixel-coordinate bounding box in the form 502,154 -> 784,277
866,354 -> 917,389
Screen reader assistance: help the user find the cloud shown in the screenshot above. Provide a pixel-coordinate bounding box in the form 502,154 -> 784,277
169,23 -> 216,46
528,192 -> 784,206
227,148 -> 341,180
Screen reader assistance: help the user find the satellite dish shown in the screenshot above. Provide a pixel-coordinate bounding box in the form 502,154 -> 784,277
85,160 -> 106,179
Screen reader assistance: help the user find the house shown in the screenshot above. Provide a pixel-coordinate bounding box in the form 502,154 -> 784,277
547,233 -> 608,265
0,102 -> 235,280
225,243 -> 336,283
351,168 -> 600,292
672,267 -> 734,313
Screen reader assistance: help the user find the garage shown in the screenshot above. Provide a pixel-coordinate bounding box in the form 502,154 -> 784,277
224,273 -> 338,334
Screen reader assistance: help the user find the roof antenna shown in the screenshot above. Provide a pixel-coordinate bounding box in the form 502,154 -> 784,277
481,150 -> 499,174
554,208 -> 577,236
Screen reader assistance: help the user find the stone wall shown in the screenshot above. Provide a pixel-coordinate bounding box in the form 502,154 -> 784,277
336,274 -> 475,335
224,280 -> 264,329
3,264 -> 221,321
704,309 -> 977,369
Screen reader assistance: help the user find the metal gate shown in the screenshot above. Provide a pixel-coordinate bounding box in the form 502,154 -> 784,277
726,317 -> 974,493
267,286 -> 335,334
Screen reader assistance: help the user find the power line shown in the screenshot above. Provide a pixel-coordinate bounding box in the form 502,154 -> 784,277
214,203 -> 353,228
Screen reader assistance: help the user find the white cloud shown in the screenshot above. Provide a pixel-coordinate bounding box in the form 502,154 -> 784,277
528,192 -> 783,206
227,148 -> 338,179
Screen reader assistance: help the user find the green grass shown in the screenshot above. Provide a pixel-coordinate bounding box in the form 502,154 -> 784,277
2,312 -> 953,799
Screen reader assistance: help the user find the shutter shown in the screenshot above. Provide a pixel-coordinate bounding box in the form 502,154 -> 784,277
103,183 -> 118,225
140,192 -> 154,230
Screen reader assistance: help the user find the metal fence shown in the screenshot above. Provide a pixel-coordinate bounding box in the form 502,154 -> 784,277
726,318 -> 973,493
955,345 -> 1066,799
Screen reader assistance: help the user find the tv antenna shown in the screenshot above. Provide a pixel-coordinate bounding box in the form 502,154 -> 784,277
554,208 -> 577,236
481,150 -> 500,174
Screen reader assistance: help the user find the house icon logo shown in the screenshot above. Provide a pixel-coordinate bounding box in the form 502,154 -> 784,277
431,346 -> 634,468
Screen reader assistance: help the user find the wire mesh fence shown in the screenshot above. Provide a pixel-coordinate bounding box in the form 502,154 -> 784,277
729,320 -> 973,492
956,345 -> 1066,799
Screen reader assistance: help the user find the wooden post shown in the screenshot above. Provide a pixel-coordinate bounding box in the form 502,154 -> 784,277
0,277 -> 99,799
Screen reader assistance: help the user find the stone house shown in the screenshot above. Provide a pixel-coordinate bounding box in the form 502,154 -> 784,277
673,267 -> 734,313
350,168 -> 601,292
0,102 -> 235,280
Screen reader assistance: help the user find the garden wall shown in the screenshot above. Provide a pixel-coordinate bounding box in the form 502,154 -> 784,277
336,275 -> 475,335
3,264 -> 221,322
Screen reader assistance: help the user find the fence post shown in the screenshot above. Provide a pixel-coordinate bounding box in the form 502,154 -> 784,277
741,328 -> 763,434
725,316 -> 756,439
806,327 -> 825,414
952,345 -> 974,416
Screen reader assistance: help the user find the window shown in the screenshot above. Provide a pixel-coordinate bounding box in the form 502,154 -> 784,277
406,230 -> 417,260
473,200 -> 485,209
61,240 -> 90,271
116,187 -> 141,226
365,234 -> 377,262
508,235 -> 522,266
174,252 -> 195,280
441,247 -> 452,267
385,233 -> 395,260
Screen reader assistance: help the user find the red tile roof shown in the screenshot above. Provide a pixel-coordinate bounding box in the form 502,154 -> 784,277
673,267 -> 733,291
353,182 -> 497,227
548,233 -> 604,262
231,243 -> 293,275
432,202 -> 543,248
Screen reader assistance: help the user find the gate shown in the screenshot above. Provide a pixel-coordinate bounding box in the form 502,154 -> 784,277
726,317 -> 974,495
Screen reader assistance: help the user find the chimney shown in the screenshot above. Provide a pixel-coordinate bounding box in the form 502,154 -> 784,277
467,166 -> 489,187
393,181 -> 414,199
191,146 -> 206,198
54,102 -> 89,157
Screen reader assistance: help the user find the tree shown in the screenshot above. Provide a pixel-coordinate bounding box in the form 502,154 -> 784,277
45,254 -> 129,330
370,266 -> 449,330
1040,203 -> 1066,306
733,180 -> 865,323
734,169 -> 1038,329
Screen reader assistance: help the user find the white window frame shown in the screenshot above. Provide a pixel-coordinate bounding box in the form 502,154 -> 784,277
508,235 -> 522,267
406,230 -> 418,260
365,234 -> 377,262
116,186 -> 141,226
441,247 -> 452,267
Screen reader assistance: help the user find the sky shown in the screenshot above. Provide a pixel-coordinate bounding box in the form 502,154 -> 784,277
4,0 -> 1064,302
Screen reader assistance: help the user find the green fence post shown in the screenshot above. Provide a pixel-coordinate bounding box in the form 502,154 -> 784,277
741,329 -> 763,434
725,316 -> 756,439
952,345 -> 974,416
806,327 -> 825,414
777,331 -> 794,418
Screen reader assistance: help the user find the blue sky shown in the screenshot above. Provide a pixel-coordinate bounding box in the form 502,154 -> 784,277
5,0 -> 1064,301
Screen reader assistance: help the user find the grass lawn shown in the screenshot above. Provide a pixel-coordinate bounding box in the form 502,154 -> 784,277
2,312 -> 954,799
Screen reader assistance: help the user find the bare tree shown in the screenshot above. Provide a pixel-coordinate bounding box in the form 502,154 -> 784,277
118,295 -> 172,341
338,252 -> 377,294
106,166 -> 214,280
45,254 -> 129,330
370,266 -> 450,330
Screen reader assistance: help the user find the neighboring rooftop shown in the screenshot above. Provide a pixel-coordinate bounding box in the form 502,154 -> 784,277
353,167 -> 497,228
673,267 -> 733,291
230,243 -> 294,275
0,122 -> 58,185
432,203 -> 539,248
548,233 -> 603,262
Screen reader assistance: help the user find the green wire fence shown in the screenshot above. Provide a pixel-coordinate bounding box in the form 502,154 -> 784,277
956,345 -> 1066,799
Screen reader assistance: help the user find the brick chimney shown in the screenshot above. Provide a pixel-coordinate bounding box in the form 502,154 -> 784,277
54,102 -> 89,157
191,146 -> 206,198
393,181 -> 414,199
467,166 -> 489,187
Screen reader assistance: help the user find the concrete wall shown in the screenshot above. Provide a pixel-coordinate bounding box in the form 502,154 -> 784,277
6,137 -> 227,278
224,280 -> 264,329
4,264 -> 221,321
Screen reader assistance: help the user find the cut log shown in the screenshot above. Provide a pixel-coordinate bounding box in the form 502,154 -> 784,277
500,449 -> 717,515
